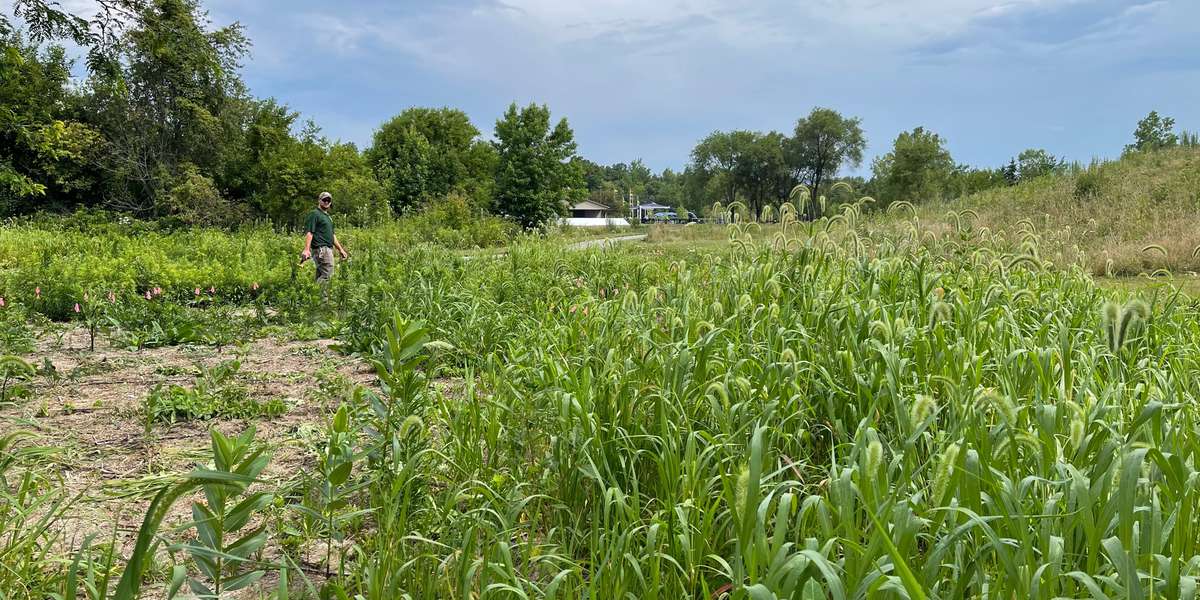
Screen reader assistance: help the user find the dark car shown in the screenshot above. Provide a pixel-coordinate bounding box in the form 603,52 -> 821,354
651,211 -> 699,224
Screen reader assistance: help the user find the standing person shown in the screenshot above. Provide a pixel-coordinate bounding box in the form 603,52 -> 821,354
301,192 -> 349,283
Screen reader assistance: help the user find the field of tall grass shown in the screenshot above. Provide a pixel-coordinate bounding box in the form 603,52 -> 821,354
3,202 -> 1200,598
904,146 -> 1200,276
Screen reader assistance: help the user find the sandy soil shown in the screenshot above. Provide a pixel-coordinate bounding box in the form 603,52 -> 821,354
1,326 -> 391,595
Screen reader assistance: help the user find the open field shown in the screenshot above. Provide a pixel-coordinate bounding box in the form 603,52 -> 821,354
3,212 -> 1200,599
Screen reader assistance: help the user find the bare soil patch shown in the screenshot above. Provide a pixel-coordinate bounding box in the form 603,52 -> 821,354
2,328 -> 379,576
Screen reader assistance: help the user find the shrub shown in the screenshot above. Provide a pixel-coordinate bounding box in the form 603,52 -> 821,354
161,164 -> 248,228
1073,168 -> 1105,199
143,360 -> 285,426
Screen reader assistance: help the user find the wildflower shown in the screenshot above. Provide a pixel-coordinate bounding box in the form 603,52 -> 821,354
251,282 -> 260,291
35,287 -> 41,299
569,305 -> 577,314
108,291 -> 116,303
153,287 -> 162,296
83,292 -> 89,301
0,297 -> 5,307
194,287 -> 200,296
145,291 -> 152,300
208,286 -> 215,294
74,303 -> 81,313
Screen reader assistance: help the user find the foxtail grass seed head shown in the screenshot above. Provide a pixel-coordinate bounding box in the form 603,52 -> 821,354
866,439 -> 884,477
910,394 -> 937,429
932,443 -> 960,501
1069,416 -> 1086,450
869,320 -> 890,342
734,465 -> 750,513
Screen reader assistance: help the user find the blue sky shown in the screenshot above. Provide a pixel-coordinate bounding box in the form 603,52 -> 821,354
13,0 -> 1200,174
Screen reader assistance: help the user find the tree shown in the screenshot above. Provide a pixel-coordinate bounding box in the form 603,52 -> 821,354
1015,148 -> 1065,181
1126,111 -> 1178,154
784,108 -> 866,219
83,0 -> 250,215
492,103 -> 584,229
733,132 -> 788,218
871,127 -> 954,204
367,107 -> 495,213
691,130 -> 756,206
1001,159 -> 1019,186
0,34 -> 102,212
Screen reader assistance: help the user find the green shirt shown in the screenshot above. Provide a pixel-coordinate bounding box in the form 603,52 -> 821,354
305,209 -> 334,249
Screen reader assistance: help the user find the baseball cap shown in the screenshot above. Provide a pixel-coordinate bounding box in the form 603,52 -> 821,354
318,192 -> 332,203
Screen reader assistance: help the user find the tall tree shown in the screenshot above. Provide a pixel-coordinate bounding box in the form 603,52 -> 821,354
733,131 -> 787,218
367,107 -> 495,213
84,0 -> 249,215
492,102 -> 584,229
691,130 -> 757,207
1125,110 -> 1178,154
1015,148 -> 1065,181
0,34 -> 102,212
784,108 -> 866,219
871,127 -> 954,205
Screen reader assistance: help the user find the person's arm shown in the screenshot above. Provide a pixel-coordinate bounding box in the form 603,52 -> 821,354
302,231 -> 313,260
333,235 -> 348,259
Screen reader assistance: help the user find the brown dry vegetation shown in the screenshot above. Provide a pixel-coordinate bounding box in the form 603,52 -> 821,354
919,146 -> 1200,275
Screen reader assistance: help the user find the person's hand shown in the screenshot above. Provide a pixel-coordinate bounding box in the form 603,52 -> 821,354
301,248 -> 311,261
339,249 -> 349,260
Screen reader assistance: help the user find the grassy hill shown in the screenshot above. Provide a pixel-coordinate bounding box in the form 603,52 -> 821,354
924,146 -> 1200,276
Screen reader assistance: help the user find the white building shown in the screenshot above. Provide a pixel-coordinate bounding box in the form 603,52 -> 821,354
559,200 -> 631,228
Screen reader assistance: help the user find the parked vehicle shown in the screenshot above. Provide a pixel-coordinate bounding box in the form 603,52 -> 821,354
651,211 -> 699,224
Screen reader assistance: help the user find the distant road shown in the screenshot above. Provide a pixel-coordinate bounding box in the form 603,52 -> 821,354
566,234 -> 647,250
461,233 -> 646,261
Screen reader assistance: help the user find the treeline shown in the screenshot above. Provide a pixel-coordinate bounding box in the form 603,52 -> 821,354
0,0 -> 584,229
3,0 -> 1196,229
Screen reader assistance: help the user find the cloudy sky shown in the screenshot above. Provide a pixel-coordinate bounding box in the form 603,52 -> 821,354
9,0 -> 1200,173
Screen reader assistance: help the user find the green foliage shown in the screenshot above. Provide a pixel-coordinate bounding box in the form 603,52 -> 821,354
493,102 -> 585,228
87,0 -> 249,215
0,431 -> 71,600
872,126 -> 955,204
785,107 -> 867,219
162,163 -> 248,228
0,34 -> 101,211
1074,166 -> 1105,199
143,360 -> 286,425
1126,110 -> 1179,154
0,355 -> 35,404
167,427 -> 273,599
1015,148 -> 1066,181
367,107 -> 496,214
401,193 -> 518,248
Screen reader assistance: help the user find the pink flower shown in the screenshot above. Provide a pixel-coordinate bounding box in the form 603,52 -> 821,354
34,287 -> 41,299
145,291 -> 152,300
194,287 -> 200,296
74,303 -> 81,313
153,287 -> 162,296
0,297 -> 5,307
208,286 -> 215,294
251,282 -> 259,291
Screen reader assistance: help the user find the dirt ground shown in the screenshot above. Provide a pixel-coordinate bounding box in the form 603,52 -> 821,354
1,326 -> 400,594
